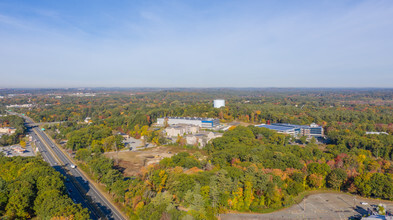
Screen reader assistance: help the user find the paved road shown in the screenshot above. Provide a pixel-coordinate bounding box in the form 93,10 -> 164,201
29,121 -> 66,126
33,127 -> 125,220
11,112 -> 126,220
28,127 -> 101,220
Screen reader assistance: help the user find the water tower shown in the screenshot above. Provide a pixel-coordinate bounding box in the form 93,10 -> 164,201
214,99 -> 225,108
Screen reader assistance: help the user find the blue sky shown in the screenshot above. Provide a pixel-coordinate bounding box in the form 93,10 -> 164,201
0,0 -> 392,88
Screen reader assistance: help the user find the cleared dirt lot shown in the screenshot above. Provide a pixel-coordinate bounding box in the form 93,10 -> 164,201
220,192 -> 393,220
105,146 -> 204,176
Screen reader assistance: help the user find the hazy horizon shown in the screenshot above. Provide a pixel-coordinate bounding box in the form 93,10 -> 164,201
2,86 -> 393,89
1,0 -> 393,88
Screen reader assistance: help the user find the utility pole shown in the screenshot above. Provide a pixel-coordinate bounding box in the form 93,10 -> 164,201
353,196 -> 356,209
114,141 -> 119,165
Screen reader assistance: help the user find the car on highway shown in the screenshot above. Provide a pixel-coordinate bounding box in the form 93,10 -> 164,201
70,164 -> 76,168
361,202 -> 369,205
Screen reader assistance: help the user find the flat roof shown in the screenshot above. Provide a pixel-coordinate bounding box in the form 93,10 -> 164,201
256,123 -> 322,131
256,124 -> 296,132
271,123 -> 322,129
159,117 -> 217,121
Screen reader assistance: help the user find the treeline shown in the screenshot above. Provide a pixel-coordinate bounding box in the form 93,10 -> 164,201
0,155 -> 90,219
0,115 -> 26,146
45,122 -> 167,152
65,125 -> 119,151
75,149 -> 131,207
326,123 -> 393,160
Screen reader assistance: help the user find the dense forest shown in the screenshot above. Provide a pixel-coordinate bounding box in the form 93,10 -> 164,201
58,125 -> 393,219
2,88 -> 393,219
0,155 -> 90,219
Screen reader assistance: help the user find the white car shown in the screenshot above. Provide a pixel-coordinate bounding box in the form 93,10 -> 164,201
70,164 -> 76,168
361,202 -> 369,205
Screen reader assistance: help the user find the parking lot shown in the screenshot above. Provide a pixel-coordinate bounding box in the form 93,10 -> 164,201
122,137 -> 143,151
220,192 -> 393,219
0,143 -> 35,157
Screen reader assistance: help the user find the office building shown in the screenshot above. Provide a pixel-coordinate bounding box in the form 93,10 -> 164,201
256,123 -> 324,137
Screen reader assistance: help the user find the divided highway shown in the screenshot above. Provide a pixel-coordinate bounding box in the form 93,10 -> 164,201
28,127 -> 100,220
14,113 -> 126,220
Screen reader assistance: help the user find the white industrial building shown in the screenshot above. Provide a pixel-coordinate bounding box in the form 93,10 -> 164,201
213,99 -> 225,108
157,117 -> 220,128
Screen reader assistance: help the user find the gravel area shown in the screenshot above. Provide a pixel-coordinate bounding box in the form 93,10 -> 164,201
0,143 -> 35,157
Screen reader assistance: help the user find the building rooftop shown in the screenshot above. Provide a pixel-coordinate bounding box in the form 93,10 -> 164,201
272,123 -> 322,129
160,116 -> 216,121
256,123 -> 323,131
256,124 -> 296,132
366,131 -> 389,135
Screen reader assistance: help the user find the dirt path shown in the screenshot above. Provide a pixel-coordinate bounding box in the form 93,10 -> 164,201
105,145 -> 205,176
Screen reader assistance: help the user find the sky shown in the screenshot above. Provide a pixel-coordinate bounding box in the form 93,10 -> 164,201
0,0 -> 393,88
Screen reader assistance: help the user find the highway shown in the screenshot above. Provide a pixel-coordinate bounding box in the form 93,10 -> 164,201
14,112 -> 126,220
28,127 -> 100,220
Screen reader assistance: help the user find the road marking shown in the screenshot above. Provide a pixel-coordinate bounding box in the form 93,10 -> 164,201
34,128 -> 62,165
40,129 -> 124,220
31,127 -> 101,219
18,112 -> 124,220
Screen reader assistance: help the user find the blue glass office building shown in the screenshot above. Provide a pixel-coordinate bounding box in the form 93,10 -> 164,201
256,123 -> 323,137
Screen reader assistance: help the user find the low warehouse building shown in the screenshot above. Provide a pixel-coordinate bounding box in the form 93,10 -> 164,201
157,117 -> 220,128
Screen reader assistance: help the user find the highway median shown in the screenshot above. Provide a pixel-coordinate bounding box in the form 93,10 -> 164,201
42,128 -> 128,220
